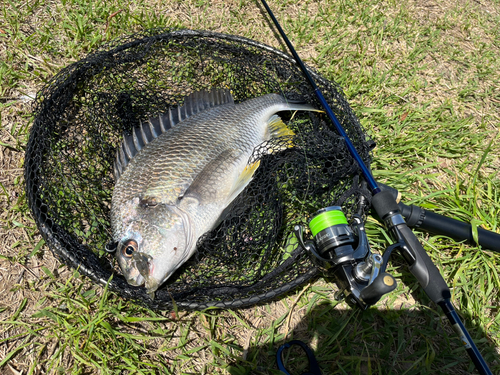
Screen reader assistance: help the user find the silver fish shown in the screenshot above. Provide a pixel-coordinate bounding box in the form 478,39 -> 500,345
111,89 -> 319,296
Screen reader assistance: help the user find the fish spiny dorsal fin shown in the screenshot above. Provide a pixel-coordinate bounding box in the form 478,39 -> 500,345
113,88 -> 234,180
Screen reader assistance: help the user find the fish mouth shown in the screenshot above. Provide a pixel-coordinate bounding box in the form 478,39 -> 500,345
144,276 -> 161,295
124,205 -> 193,297
132,251 -> 151,276
125,273 -> 145,287
129,251 -> 153,287
130,251 -> 164,296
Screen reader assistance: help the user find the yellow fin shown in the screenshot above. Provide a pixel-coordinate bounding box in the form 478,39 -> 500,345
227,160 -> 261,204
267,115 -> 295,150
268,115 -> 295,138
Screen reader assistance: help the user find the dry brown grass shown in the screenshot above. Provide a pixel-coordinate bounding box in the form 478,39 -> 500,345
1,0 -> 499,374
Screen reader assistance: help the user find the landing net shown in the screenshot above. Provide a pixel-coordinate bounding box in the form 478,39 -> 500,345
26,29 -> 373,309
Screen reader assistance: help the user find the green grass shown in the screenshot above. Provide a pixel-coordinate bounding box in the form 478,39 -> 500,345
1,0 -> 500,374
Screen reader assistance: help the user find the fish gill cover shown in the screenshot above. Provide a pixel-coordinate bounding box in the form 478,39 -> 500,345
25,29 -> 374,310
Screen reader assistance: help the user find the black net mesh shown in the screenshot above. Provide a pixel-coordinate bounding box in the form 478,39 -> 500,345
25,29 -> 373,310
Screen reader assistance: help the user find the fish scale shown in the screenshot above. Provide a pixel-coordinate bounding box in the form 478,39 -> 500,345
111,89 -> 320,295
114,100 -> 264,207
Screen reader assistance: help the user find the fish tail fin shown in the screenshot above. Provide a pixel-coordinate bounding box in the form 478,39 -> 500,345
283,100 -> 324,114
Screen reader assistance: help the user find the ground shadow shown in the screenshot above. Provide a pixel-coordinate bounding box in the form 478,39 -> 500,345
226,285 -> 499,375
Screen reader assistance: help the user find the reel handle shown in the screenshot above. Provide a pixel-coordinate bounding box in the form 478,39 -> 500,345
359,272 -> 397,305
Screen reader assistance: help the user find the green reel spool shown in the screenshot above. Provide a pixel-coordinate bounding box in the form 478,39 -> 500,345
308,206 -> 354,256
309,207 -> 348,236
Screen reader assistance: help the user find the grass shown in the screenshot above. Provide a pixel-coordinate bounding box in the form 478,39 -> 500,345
1,0 -> 499,374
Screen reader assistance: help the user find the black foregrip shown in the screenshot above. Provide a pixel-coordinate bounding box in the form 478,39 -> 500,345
399,204 -> 500,252
371,190 -> 399,216
396,224 -> 451,303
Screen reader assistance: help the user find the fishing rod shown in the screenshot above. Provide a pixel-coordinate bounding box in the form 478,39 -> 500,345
259,1 -> 493,374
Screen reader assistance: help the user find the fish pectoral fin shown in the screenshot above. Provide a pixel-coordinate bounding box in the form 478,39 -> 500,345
226,159 -> 261,205
179,149 -> 239,206
266,115 -> 295,150
178,195 -> 200,210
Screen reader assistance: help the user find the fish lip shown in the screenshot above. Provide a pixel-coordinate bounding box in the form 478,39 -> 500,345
124,272 -> 145,287
144,276 -> 161,294
132,251 -> 153,281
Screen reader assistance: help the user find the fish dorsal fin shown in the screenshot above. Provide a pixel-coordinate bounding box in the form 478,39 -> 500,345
113,88 -> 234,180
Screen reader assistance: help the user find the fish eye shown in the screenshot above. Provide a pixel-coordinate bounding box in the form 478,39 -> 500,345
121,239 -> 138,258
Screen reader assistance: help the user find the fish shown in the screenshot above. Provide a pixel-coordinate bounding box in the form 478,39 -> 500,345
110,88 -> 320,296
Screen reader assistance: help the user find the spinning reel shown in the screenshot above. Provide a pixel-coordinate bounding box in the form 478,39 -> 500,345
283,197 -> 491,375
295,206 -> 397,310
